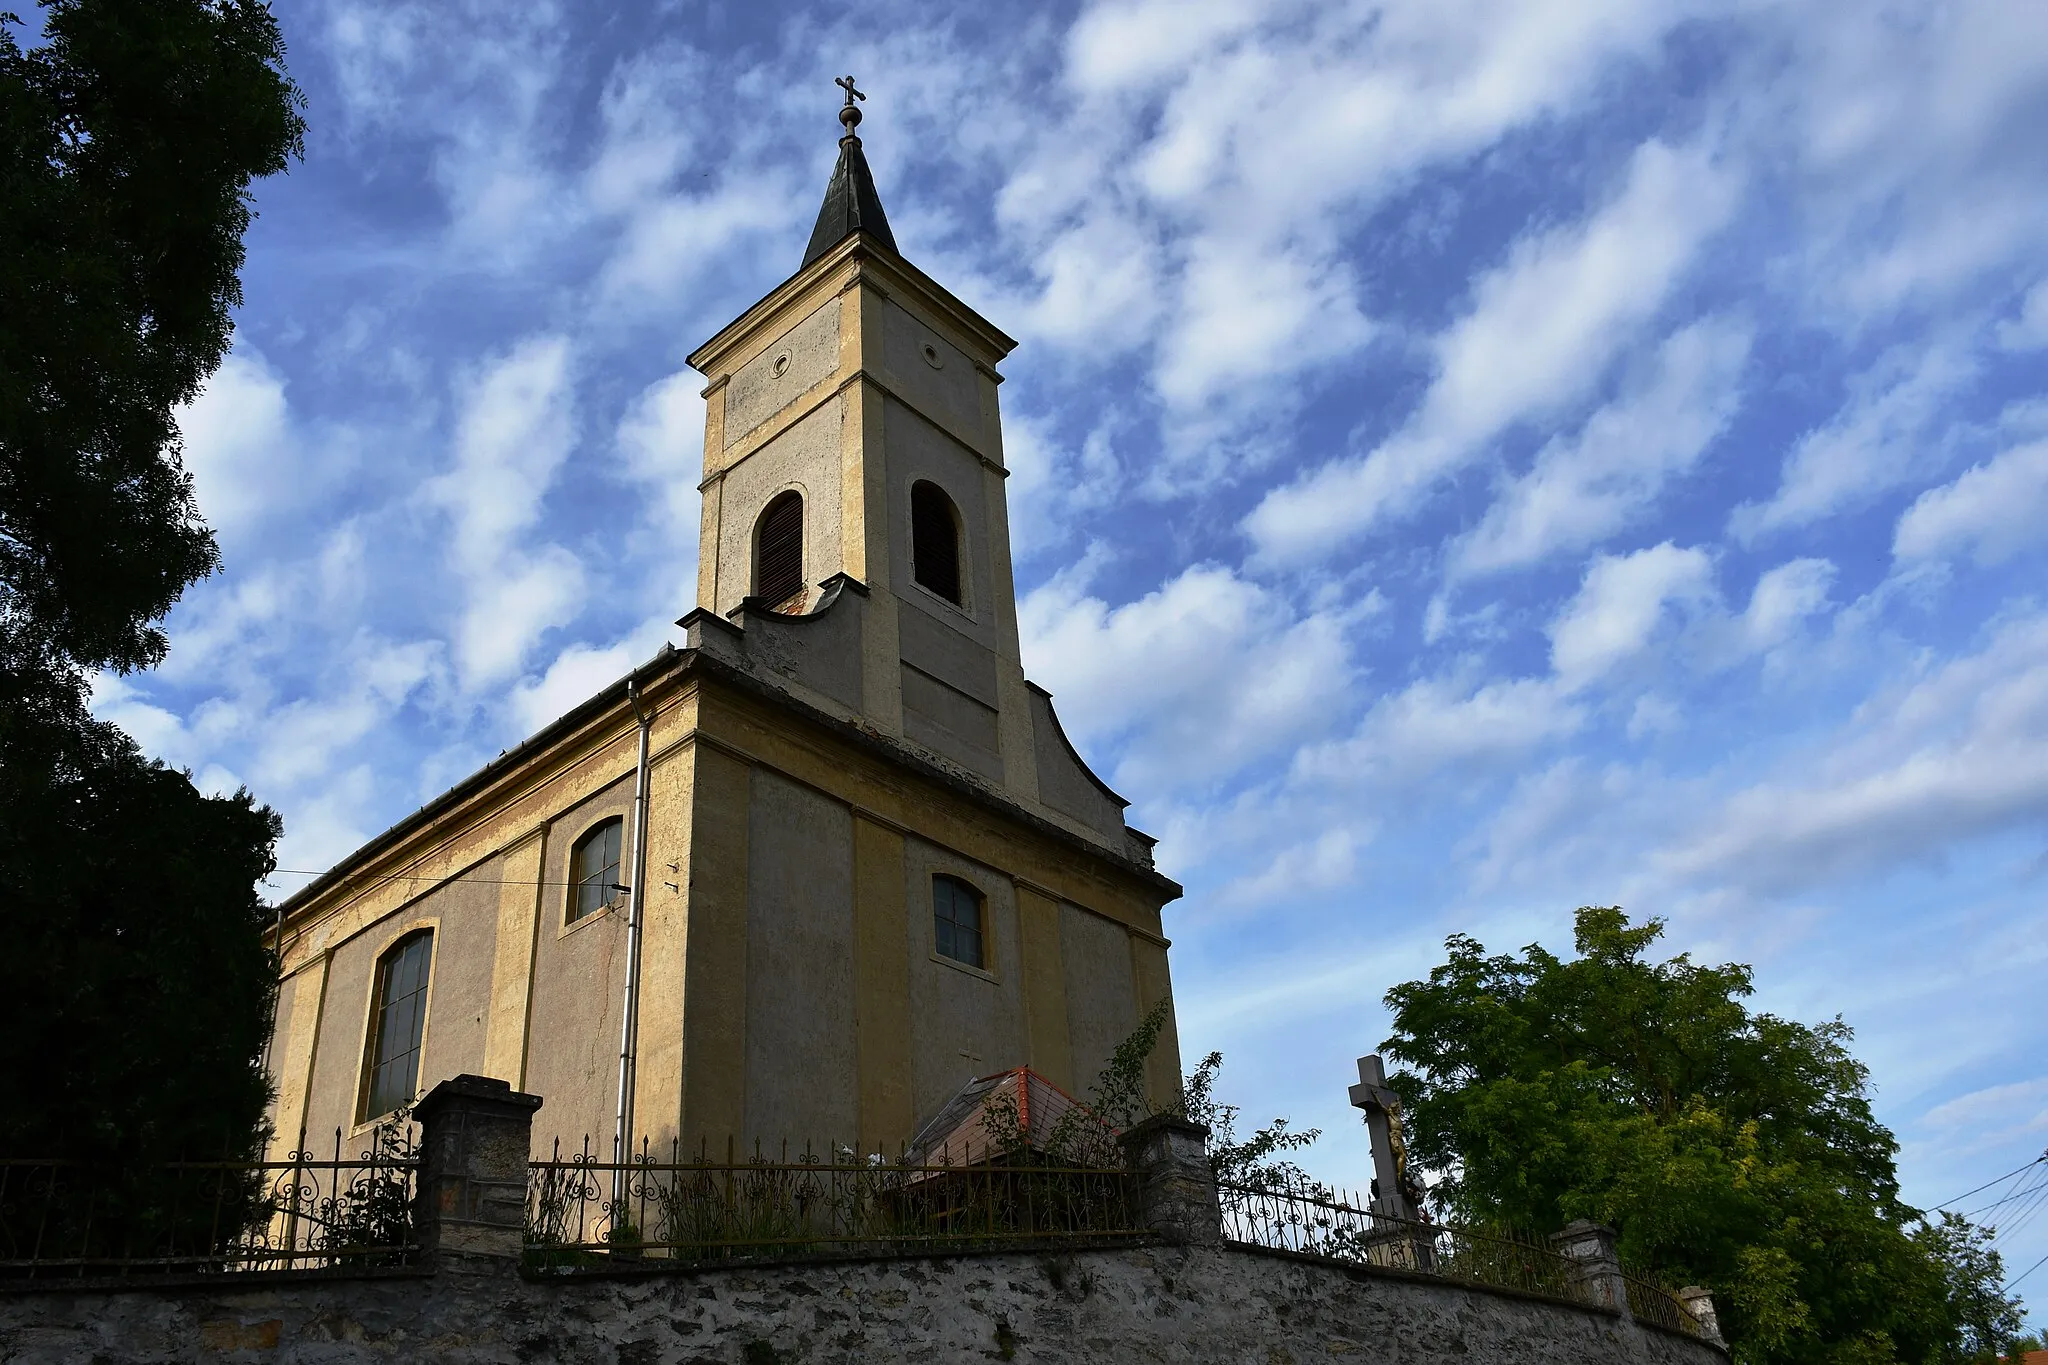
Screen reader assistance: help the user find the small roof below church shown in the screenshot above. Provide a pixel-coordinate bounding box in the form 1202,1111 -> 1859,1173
903,1066 -> 1113,1167
803,77 -> 899,268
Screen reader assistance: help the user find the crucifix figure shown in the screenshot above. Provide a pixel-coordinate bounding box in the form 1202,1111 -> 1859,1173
1349,1053 -> 1420,1222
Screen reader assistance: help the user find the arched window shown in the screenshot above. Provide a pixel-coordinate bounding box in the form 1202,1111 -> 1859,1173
910,481 -> 962,606
568,818 -> 624,924
754,491 -> 805,611
361,930 -> 433,1121
932,874 -> 985,969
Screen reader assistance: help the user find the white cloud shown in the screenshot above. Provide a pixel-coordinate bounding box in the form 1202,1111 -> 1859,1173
1337,674 -> 1585,777
1754,0 -> 2048,321
1549,543 -> 1715,689
1736,558 -> 1836,653
431,336 -> 577,573
1893,440 -> 2048,565
1019,561 -> 1361,793
1730,343 -> 1978,541
175,351 -> 296,537
1449,318 -> 1751,581
452,549 -> 586,691
1154,239 -> 1371,418
1919,1077 -> 2048,1135
424,336 -> 586,688
1212,825 -> 1364,913
507,637 -> 637,736
615,368 -> 707,607
1659,610 -> 2048,895
1246,140 -> 1738,563
1999,279 -> 2048,350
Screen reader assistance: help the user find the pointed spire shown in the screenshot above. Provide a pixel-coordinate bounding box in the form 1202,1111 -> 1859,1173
803,77 -> 898,268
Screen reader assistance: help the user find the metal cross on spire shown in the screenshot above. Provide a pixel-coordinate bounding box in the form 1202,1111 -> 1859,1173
834,75 -> 866,137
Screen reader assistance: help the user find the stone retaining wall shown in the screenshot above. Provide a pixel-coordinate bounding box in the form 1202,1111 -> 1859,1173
1,1242 -> 1724,1365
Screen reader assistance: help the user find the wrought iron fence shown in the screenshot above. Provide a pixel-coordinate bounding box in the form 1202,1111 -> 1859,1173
0,1126 -> 419,1280
526,1137 -> 1144,1268
1216,1182 -> 1705,1338
1218,1181 -> 1577,1297
1624,1269 -> 1703,1335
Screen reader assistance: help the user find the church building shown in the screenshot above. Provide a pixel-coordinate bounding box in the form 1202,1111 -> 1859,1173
262,90 -> 1186,1162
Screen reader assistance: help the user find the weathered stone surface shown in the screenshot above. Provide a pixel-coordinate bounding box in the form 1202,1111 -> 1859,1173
0,1243 -> 1724,1364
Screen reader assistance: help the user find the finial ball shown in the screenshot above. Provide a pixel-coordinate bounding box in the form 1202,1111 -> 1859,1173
834,75 -> 867,136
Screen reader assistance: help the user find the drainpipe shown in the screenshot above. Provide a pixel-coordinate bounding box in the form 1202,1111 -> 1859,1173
612,678 -> 654,1222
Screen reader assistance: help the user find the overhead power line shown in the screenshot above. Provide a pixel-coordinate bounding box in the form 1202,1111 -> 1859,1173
265,868 -> 627,891
1935,1152 -> 2048,1211
2007,1246 -> 2048,1295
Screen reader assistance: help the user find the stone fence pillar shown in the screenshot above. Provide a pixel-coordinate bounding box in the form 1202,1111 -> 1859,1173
1677,1286 -> 1726,1345
414,1074 -> 543,1270
1118,1114 -> 1222,1245
1551,1220 -> 1630,1321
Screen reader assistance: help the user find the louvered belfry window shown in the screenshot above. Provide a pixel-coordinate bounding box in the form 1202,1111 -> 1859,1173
755,491 -> 804,610
911,481 -> 962,605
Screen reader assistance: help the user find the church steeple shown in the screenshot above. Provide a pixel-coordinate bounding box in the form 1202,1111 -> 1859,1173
803,76 -> 897,267
687,79 -> 1156,843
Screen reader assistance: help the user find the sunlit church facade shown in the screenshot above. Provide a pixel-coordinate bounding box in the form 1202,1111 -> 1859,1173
262,103 -> 1185,1161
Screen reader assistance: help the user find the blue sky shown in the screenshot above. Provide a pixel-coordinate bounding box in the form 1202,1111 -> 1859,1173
93,0 -> 2048,1305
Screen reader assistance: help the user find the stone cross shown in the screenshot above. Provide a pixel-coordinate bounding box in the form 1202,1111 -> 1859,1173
1348,1054 -> 1418,1221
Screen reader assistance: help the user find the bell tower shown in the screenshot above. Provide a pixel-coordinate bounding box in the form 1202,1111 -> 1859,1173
687,81 -> 1046,807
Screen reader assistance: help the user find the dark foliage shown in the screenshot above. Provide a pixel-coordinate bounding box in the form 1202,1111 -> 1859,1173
0,0 -> 301,1167
0,669 -> 280,1160
1,0 -> 304,679
1382,906 -> 2024,1364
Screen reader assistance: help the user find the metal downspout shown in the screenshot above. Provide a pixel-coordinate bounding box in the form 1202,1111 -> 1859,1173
612,679 -> 654,1220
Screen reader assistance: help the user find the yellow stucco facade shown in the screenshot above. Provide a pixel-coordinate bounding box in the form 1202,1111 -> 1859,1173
262,147 -> 1184,1161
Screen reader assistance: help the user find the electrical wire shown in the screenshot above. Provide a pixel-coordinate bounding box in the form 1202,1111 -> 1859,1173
2007,1246 -> 2048,1294
1935,1153 -> 2048,1211
1968,1164 -> 2048,1221
1991,1175 -> 2048,1249
264,868 -> 619,890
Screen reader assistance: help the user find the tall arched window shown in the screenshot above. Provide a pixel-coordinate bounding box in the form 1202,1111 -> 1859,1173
910,481 -> 962,606
932,875 -> 985,969
361,930 -> 433,1121
568,817 -> 623,924
754,491 -> 805,611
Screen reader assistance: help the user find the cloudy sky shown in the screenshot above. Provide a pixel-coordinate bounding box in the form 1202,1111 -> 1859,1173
95,0 -> 2048,1304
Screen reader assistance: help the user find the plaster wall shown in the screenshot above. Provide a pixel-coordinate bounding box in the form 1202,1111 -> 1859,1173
901,834 -> 1027,1124
265,662 -> 1179,1172
688,681 -> 1180,1126
0,1244 -> 1726,1365
709,399 -> 847,618
292,874 -> 494,1149
262,690 -> 676,1164
879,292 -> 989,449
1060,903 -> 1142,1106
882,397 -> 1001,658
722,299 -> 840,449
519,774 -> 636,1159
741,768 -> 859,1151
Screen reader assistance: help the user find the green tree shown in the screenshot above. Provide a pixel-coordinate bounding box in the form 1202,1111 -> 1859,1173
0,0 -> 302,1168
0,690 -> 280,1160
2,0 -> 304,682
1382,907 -> 2023,1365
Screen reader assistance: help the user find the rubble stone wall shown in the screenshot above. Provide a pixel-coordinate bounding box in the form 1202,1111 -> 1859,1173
0,1242 -> 1725,1365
